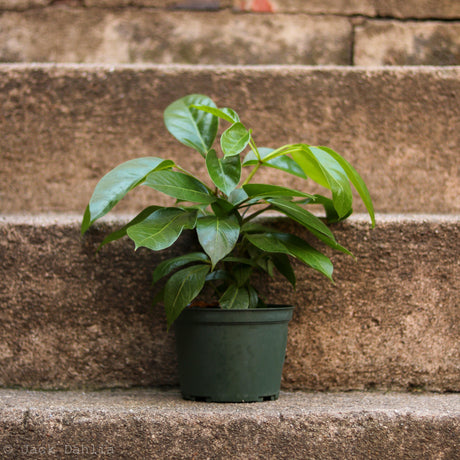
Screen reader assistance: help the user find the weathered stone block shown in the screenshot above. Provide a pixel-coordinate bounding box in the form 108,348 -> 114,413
0,0 -> 51,10
0,215 -> 458,391
355,20 -> 460,65
0,65 -> 458,214
0,8 -> 352,64
234,0 -> 376,15
375,0 -> 460,19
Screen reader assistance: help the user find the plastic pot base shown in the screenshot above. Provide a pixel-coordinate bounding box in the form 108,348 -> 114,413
175,306 -> 294,403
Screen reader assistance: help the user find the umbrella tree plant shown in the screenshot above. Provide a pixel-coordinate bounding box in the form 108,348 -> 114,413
82,94 -> 375,328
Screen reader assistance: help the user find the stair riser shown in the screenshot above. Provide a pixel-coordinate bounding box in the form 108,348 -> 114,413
1,216 -> 458,390
0,65 -> 459,215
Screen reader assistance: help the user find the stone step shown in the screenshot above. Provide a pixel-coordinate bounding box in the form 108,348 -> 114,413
0,64 -> 459,215
1,214 -> 458,391
0,389 -> 459,459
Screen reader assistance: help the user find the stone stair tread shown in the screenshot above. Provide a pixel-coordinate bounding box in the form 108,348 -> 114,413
1,389 -> 459,459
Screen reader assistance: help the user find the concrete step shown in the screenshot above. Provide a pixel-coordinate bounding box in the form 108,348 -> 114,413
0,389 -> 459,459
1,214 -> 458,391
0,64 -> 459,215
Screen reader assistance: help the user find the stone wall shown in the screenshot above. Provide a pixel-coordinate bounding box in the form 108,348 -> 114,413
0,0 -> 458,64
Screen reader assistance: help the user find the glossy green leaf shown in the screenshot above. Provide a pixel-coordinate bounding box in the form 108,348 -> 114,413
318,146 -> 375,227
164,94 -> 218,156
311,194 -> 352,224
164,264 -> 210,328
243,147 -> 307,179
272,253 -> 296,288
247,286 -> 259,309
127,208 -> 196,251
145,170 -> 215,204
97,206 -> 161,250
267,198 -> 335,241
81,157 -> 174,235
219,285 -> 249,309
197,214 -> 240,268
267,197 -> 351,255
153,252 -> 209,283
290,145 -> 353,219
221,122 -> 251,157
246,232 -> 333,281
192,105 -> 240,123
243,184 -> 313,199
206,148 -> 241,196
228,188 -> 249,205
232,265 -> 253,287
222,256 -> 257,267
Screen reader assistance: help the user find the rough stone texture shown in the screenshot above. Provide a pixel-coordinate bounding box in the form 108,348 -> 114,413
375,0 -> 460,20
0,0 -> 51,10
234,0 -> 376,15
0,214 -> 458,391
0,65 -> 458,215
355,20 -> 460,66
83,0 -> 229,7
0,389 -> 459,459
0,8 -> 352,64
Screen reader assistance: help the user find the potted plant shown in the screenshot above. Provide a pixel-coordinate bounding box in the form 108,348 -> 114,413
81,94 -> 375,402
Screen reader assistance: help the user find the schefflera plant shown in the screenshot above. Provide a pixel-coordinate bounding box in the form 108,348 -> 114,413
81,94 -> 375,328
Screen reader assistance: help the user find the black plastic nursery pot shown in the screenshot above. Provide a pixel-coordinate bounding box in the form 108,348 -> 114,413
174,305 -> 294,403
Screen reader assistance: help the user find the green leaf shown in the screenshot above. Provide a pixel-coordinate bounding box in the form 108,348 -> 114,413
219,285 -> 249,310
153,252 -> 209,283
221,122 -> 251,157
127,208 -> 196,251
164,265 -> 210,328
232,265 -> 253,287
267,197 -> 351,255
243,184 -> 313,199
272,253 -> 296,288
192,105 -> 240,123
247,286 -> 259,309
318,146 -> 375,227
311,194 -> 352,224
222,256 -> 257,266
145,170 -> 215,204
206,149 -> 241,196
164,94 -> 218,156
241,222 -> 275,234
81,157 -> 174,235
206,270 -> 230,282
197,214 -> 240,268
267,198 -> 335,241
291,145 -> 353,219
246,232 -> 333,281
243,147 -> 307,179
228,188 -> 248,205
97,206 -> 161,250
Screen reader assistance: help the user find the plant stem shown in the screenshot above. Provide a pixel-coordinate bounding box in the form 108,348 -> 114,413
249,138 -> 261,161
241,161 -> 261,186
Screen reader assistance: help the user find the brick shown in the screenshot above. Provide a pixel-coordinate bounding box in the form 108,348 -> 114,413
0,8 -> 351,65
234,0 -> 376,15
355,20 -> 460,65
0,215 -> 458,391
